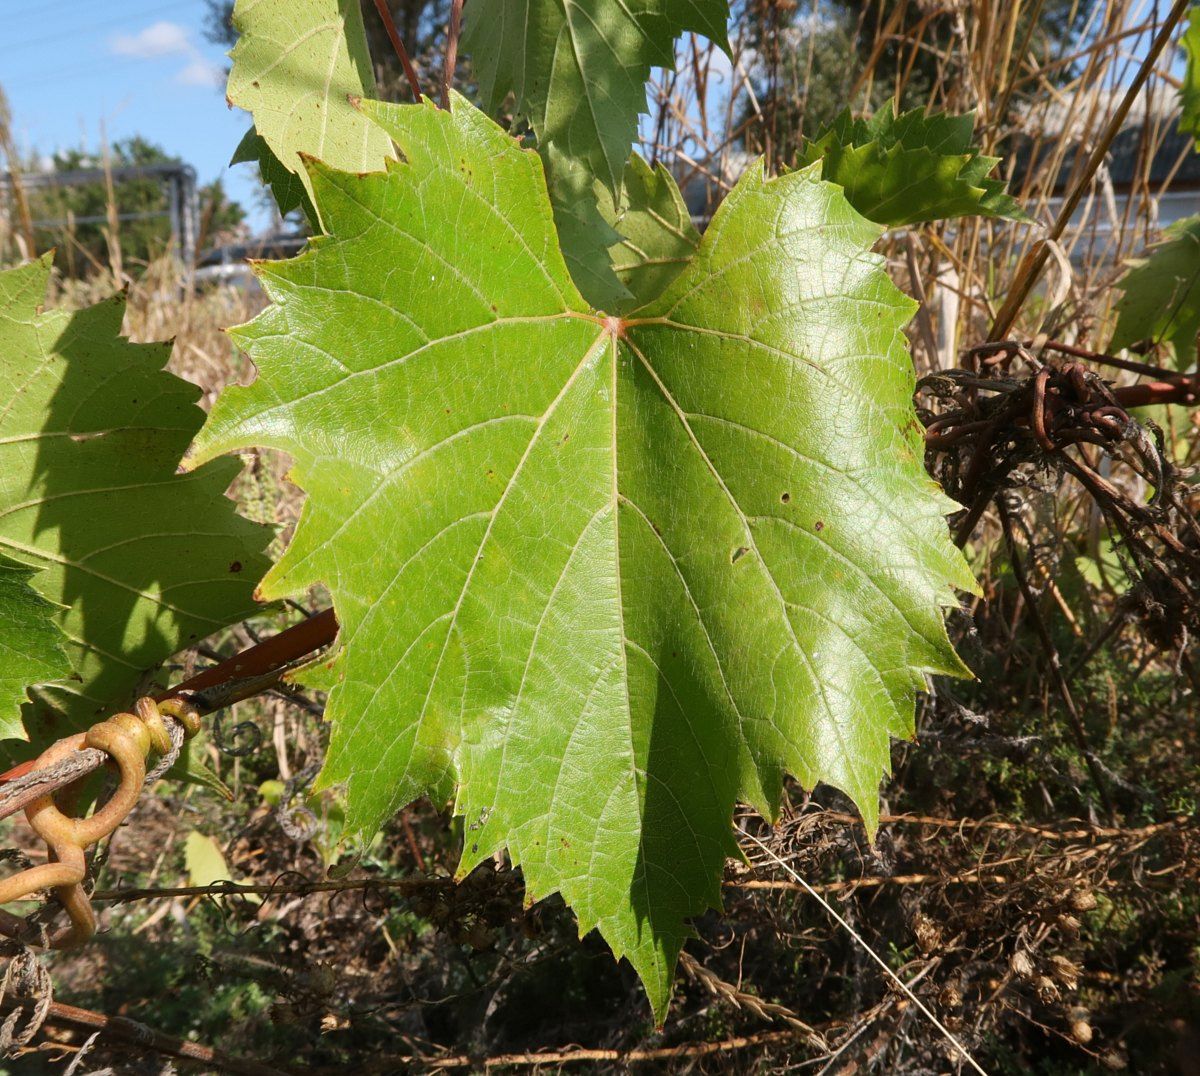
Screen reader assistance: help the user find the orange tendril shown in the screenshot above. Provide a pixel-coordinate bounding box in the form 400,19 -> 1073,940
0,696 -> 200,948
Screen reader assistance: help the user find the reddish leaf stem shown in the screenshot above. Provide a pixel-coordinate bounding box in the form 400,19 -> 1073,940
371,0 -> 424,102
442,0 -> 465,110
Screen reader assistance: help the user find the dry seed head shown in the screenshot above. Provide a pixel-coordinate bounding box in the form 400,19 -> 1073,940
1069,890 -> 1098,913
1057,914 -> 1082,936
1071,1019 -> 1094,1044
1049,954 -> 1080,990
1034,976 -> 1060,1001
1010,950 -> 1035,978
310,964 -> 336,996
913,913 -> 942,954
938,983 -> 963,1009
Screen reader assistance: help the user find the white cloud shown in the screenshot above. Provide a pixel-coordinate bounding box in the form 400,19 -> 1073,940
110,21 -> 224,89
176,58 -> 224,88
110,21 -> 192,60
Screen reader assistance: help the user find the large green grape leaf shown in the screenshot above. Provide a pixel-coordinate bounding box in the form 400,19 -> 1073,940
1110,216 -> 1200,370
1181,7 -> 1200,142
191,95 -> 973,1018
0,256 -> 270,734
0,558 -> 71,740
463,0 -> 730,193
798,106 -> 1027,227
226,0 -> 393,213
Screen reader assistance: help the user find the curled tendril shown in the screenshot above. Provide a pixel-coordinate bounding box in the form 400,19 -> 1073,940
0,697 -> 201,949
276,762 -> 322,842
211,711 -> 263,758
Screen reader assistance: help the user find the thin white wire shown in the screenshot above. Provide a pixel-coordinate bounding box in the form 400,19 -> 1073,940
741,828 -> 990,1076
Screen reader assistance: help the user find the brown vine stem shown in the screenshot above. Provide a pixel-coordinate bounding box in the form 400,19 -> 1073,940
91,872 -> 445,905
364,1030 -> 805,1071
1108,378 -> 1199,408
988,0 -> 1191,341
817,810 -> 1186,841
0,609 -> 339,819
730,869 -> 1015,893
1039,339 -> 1180,381
370,0 -> 424,102
0,996 -> 293,1076
441,0 -> 465,110
88,812 -> 1189,906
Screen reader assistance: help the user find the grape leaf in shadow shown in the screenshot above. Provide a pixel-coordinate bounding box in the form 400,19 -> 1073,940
0,255 -> 270,741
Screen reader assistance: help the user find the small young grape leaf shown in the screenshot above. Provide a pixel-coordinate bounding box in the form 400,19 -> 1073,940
226,0 -> 393,212
798,105 -> 1028,227
603,153 -> 700,309
191,95 -> 974,1018
185,830 -> 233,888
1181,7 -> 1200,142
1110,216 -> 1200,370
0,255 -> 270,733
183,830 -> 261,903
0,557 -> 71,740
463,0 -> 731,194
231,125 -> 317,225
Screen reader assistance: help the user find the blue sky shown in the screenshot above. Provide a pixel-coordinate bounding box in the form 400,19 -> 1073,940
0,0 -> 273,231
0,0 -> 1183,241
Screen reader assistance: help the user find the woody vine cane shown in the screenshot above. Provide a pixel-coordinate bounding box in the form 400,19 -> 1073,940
0,609 -> 339,946
0,698 -> 200,947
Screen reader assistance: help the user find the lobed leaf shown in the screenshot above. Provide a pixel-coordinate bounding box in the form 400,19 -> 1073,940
603,152 -> 700,309
545,150 -> 702,311
1110,215 -> 1200,370
798,105 -> 1027,227
192,95 -> 973,1018
0,256 -> 270,735
225,0 -> 393,214
463,0 -> 730,194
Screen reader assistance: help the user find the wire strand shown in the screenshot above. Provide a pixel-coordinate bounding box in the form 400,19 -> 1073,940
741,828 -> 990,1076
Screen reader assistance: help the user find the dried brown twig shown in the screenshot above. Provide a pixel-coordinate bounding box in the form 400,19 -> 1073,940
0,995 -> 291,1076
